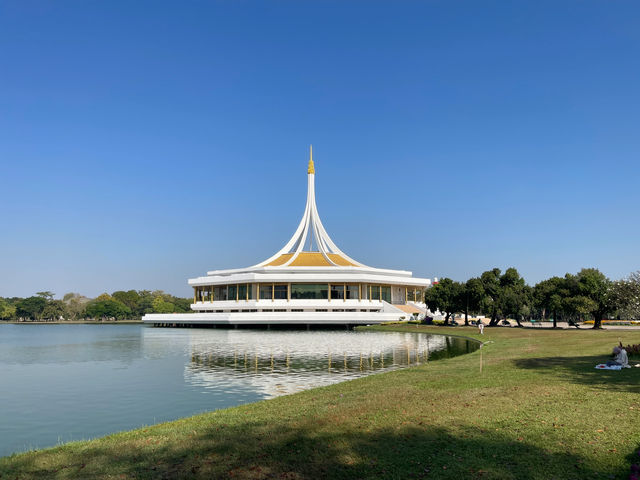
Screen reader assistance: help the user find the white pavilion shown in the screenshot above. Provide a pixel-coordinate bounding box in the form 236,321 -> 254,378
143,148 -> 431,327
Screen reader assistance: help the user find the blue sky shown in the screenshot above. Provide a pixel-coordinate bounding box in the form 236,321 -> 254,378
1,1 -> 639,298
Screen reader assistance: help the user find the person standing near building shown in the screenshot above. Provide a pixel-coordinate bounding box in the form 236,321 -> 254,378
477,320 -> 484,335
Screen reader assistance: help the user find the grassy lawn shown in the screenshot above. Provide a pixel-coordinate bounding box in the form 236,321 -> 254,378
1,326 -> 639,479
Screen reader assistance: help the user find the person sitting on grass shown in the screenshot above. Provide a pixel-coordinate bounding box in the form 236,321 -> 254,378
606,346 -> 629,368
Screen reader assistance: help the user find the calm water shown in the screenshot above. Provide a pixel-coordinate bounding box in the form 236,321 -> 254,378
0,324 -> 478,457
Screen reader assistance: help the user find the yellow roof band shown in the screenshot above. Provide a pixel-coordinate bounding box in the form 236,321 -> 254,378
265,252 -> 355,267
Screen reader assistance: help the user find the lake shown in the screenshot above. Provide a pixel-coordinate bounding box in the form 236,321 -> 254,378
0,324 -> 479,457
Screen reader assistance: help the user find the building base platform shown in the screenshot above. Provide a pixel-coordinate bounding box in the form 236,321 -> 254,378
142,311 -> 405,327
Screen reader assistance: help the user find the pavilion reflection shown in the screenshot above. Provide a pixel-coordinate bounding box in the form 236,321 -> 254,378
182,330 -> 475,397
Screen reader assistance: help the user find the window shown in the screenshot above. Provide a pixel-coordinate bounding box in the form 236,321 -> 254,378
238,284 -> 248,301
346,285 -> 360,300
274,284 -> 288,300
291,283 -> 328,299
370,285 -> 381,301
259,284 -> 272,300
381,286 -> 391,303
214,286 -> 227,301
330,284 -> 344,300
228,284 -> 237,301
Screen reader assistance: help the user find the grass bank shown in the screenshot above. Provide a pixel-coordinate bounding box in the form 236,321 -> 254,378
1,326 -> 639,479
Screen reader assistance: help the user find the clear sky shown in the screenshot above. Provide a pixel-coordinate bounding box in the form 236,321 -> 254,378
1,1 -> 639,298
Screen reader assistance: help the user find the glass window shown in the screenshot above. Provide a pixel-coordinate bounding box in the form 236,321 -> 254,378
238,284 -> 248,301
214,286 -> 227,301
370,285 -> 381,301
346,285 -> 360,300
228,284 -> 237,301
259,284 -> 272,300
381,286 -> 391,303
274,284 -> 288,300
291,283 -> 328,299
330,284 -> 344,300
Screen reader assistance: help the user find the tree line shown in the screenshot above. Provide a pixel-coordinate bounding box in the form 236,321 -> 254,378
424,268 -> 640,329
0,290 -> 192,321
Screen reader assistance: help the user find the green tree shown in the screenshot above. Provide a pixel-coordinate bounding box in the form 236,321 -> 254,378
16,296 -> 47,320
63,293 -> 91,321
479,268 -> 502,326
424,278 -> 463,325
112,290 -> 141,311
134,290 -> 155,316
461,277 -> 484,326
575,268 -> 612,329
42,300 -> 69,321
36,291 -> 54,301
499,268 -> 530,327
152,296 -> 176,313
534,276 -> 566,328
0,298 -> 17,320
85,299 -> 132,320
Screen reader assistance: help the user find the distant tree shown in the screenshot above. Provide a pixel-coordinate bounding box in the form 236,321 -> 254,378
173,297 -> 192,313
424,278 -> 463,325
35,291 -> 55,302
16,296 -> 47,320
609,271 -> 640,320
112,290 -> 141,311
499,268 -> 529,327
479,268 -> 502,326
0,298 -> 17,320
152,296 -> 175,313
62,293 -> 91,320
42,300 -> 69,321
85,299 -> 131,320
533,276 -> 566,328
459,277 -> 484,326
575,268 -> 612,329
134,290 -> 155,316
95,293 -> 112,302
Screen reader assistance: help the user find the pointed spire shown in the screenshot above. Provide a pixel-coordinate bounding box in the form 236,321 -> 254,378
307,144 -> 315,174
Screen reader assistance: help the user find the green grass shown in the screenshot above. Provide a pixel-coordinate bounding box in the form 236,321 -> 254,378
2,326 -> 639,479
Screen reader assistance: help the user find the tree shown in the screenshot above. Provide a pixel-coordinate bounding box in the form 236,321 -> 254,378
15,296 -> 47,320
575,268 -> 612,329
424,278 -> 463,325
462,277 -> 484,326
0,298 -> 17,320
499,268 -> 530,327
609,271 -> 640,320
152,296 -> 175,313
42,300 -> 69,321
479,268 -> 502,326
112,290 -> 141,311
36,291 -> 54,301
85,299 -> 132,320
533,276 -> 566,328
63,293 -> 91,321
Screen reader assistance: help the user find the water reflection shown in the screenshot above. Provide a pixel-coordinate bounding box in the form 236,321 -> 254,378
184,330 -> 477,397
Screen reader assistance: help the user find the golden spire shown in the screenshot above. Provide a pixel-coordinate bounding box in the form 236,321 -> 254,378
307,144 -> 315,174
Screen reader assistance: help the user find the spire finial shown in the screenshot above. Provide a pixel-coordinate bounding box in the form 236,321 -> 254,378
307,144 -> 315,174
